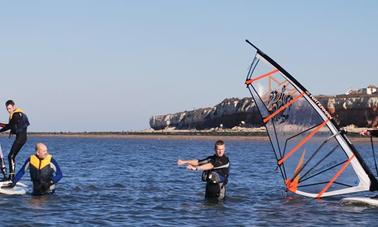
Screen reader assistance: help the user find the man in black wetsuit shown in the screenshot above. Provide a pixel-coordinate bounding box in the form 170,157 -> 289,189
177,140 -> 230,200
0,100 -> 30,181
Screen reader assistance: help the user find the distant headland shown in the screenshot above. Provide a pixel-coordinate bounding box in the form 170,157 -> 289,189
0,86 -> 375,141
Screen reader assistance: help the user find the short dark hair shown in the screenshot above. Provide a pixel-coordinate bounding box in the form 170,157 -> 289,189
5,100 -> 15,106
214,140 -> 225,149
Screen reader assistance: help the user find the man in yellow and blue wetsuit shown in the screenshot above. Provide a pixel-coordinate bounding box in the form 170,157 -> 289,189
0,100 -> 30,181
9,143 -> 63,195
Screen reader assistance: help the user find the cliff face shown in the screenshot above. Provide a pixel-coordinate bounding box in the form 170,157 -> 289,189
330,95 -> 378,128
149,98 -> 262,130
149,95 -> 378,130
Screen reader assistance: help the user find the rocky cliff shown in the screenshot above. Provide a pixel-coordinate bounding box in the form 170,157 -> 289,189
149,94 -> 378,130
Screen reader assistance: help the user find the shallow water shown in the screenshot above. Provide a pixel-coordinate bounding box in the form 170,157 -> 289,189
0,136 -> 377,226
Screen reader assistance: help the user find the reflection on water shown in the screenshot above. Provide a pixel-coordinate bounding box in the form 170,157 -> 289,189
0,136 -> 377,225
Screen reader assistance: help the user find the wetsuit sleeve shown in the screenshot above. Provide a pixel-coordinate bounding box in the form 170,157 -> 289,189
51,158 -> 63,183
0,123 -> 10,132
13,158 -> 30,183
0,113 -> 21,133
212,157 -> 230,170
370,129 -> 378,137
198,156 -> 212,165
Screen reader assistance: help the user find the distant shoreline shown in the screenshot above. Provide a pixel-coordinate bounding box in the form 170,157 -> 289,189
16,131 -> 269,141
0,129 -> 372,142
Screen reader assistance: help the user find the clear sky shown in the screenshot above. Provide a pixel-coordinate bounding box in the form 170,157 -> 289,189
1,1 -> 377,132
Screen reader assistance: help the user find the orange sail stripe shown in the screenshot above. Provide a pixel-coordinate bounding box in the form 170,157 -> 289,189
263,92 -> 305,123
316,154 -> 355,199
285,179 -> 298,193
245,69 -> 279,85
278,119 -> 330,165
286,150 -> 306,192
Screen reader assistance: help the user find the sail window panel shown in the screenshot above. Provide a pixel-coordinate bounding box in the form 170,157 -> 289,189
284,135 -> 359,194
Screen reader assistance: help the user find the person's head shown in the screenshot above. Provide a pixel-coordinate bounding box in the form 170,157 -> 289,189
214,140 -> 225,157
5,100 -> 16,114
35,143 -> 49,159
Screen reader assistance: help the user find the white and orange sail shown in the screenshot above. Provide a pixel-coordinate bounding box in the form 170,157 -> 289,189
244,40 -> 378,198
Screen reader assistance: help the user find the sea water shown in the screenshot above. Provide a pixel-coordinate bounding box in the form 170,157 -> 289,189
0,136 -> 377,226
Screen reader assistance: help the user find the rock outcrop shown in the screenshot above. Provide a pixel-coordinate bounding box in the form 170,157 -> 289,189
150,94 -> 378,130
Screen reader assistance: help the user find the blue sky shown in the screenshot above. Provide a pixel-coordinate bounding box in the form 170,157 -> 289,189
0,1 -> 377,132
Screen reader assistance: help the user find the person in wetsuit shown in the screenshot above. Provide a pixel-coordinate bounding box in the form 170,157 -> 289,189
0,100 -> 30,181
8,143 -> 63,195
177,140 -> 230,200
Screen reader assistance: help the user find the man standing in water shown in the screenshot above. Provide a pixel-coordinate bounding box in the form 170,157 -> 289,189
0,100 -> 30,181
177,140 -> 230,200
8,143 -> 63,195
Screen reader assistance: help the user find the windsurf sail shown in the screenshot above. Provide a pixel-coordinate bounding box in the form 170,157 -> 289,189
244,40 -> 378,198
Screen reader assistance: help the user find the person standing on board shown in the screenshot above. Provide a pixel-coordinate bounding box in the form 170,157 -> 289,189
177,140 -> 230,200
0,100 -> 30,181
7,143 -> 63,195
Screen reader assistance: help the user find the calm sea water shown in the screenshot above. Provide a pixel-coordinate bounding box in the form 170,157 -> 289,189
0,136 -> 377,226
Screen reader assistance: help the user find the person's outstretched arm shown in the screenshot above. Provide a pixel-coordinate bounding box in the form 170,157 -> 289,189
0,112 -> 22,133
12,158 -> 29,184
0,123 -> 10,133
191,163 -> 214,171
187,156 -> 214,171
177,159 -> 199,166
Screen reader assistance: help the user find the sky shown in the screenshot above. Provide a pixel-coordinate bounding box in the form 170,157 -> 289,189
0,1 -> 377,132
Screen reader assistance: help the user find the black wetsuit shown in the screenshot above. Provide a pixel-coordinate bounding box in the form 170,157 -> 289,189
0,110 -> 30,180
199,154 -> 230,199
371,130 -> 378,137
